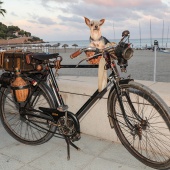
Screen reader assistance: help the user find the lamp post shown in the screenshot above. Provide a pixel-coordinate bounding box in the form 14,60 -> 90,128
153,40 -> 158,82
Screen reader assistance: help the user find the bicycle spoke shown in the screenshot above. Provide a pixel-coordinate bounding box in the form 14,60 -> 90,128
0,85 -> 56,144
112,83 -> 170,168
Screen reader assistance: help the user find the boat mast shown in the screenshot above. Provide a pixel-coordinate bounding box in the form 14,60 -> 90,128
162,20 -> 164,47
113,22 -> 115,41
139,22 -> 141,48
166,26 -> 169,48
150,19 -> 152,47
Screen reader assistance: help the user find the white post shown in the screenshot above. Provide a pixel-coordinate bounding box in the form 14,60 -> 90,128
153,40 -> 158,82
154,45 -> 157,82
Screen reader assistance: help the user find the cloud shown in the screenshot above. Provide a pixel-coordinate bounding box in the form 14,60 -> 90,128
40,0 -> 170,23
40,0 -> 79,3
84,0 -> 164,9
4,0 -> 170,40
34,0 -> 170,39
39,0 -> 80,11
37,17 -> 56,25
57,15 -> 83,23
27,13 -> 57,25
11,12 -> 18,17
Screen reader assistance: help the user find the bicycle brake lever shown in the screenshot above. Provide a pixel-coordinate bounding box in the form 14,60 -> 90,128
75,57 -> 89,68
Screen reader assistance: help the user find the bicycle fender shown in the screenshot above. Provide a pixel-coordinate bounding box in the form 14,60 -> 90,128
107,78 -> 133,128
0,72 -> 13,88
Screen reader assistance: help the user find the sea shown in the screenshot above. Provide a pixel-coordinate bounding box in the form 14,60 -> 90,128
47,38 -> 169,49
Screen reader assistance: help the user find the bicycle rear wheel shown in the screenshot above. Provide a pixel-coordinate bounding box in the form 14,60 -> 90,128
0,82 -> 57,145
109,81 -> 170,169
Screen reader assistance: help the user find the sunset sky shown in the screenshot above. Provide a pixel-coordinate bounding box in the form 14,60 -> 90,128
1,0 -> 170,41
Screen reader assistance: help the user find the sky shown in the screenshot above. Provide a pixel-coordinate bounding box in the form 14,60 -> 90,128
1,0 -> 170,41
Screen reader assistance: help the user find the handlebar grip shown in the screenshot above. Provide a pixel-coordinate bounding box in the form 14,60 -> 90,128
70,49 -> 82,59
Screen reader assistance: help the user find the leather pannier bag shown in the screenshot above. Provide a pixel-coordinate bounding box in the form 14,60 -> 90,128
0,52 -> 35,72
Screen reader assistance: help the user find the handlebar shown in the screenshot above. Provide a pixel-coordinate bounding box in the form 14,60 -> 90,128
70,30 -> 130,60
69,30 -> 133,72
70,49 -> 83,59
70,46 -> 113,60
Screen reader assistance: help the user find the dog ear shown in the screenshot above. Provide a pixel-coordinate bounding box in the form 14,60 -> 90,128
84,17 -> 90,26
99,19 -> 105,26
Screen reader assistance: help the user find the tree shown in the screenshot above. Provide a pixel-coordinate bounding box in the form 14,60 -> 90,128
7,26 -> 20,33
0,1 -> 6,16
18,30 -> 25,36
25,31 -> 31,37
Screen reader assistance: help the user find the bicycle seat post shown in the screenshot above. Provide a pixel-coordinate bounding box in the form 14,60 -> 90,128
48,64 -> 69,112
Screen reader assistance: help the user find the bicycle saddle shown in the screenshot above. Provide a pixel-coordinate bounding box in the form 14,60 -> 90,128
31,53 -> 59,60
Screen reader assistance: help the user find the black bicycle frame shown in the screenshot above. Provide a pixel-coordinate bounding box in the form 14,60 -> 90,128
20,63 -> 141,131
48,64 -> 136,129
46,64 -> 108,117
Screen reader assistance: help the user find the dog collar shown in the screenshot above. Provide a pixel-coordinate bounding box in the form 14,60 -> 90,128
90,36 -> 103,42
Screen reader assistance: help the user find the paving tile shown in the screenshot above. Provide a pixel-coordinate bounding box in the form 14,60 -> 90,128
17,165 -> 41,170
0,153 -> 24,170
83,157 -> 150,170
99,143 -> 154,170
51,134 -> 112,157
50,135 -> 68,147
74,133 -> 112,156
0,128 -> 19,149
29,145 -> 95,170
0,141 -> 58,164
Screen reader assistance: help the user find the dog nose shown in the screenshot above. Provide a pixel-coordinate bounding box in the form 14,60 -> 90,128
95,25 -> 98,29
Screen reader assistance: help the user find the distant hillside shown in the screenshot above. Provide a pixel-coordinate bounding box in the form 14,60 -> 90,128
0,22 -> 44,45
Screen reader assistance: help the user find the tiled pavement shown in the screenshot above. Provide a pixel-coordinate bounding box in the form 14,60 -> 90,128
0,121 -> 155,170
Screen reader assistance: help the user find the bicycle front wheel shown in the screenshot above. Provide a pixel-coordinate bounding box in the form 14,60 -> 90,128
0,82 -> 57,145
109,81 -> 170,169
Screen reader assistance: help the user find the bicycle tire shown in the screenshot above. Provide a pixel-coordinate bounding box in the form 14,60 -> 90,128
0,81 -> 57,145
108,81 -> 170,169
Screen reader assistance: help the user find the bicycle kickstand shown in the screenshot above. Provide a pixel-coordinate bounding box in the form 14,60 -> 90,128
64,136 -> 80,160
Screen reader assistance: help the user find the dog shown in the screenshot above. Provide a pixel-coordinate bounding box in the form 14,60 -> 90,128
84,17 -> 110,50
84,17 -> 116,65
84,17 -> 112,91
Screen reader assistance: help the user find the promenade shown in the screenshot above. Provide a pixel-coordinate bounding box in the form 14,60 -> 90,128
0,77 -> 169,170
0,121 -> 154,170
0,49 -> 169,170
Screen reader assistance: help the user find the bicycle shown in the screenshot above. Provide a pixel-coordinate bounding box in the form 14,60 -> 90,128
0,30 -> 169,170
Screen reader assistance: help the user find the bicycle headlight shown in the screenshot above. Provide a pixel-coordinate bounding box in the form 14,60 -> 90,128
115,42 -> 133,60
122,47 -> 133,60
115,42 -> 133,72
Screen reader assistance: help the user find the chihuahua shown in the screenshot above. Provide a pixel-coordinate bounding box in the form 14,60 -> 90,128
84,17 -> 111,92
84,17 -> 110,50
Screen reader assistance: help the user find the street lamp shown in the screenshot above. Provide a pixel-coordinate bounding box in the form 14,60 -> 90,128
153,40 -> 158,82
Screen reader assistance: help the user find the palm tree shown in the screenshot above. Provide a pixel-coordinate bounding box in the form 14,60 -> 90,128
0,1 -> 6,16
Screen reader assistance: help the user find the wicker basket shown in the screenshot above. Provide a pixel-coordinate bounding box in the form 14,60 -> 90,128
85,51 -> 102,65
11,68 -> 30,102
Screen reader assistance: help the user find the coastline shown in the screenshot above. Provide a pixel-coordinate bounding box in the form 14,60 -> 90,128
1,37 -> 169,49
0,37 -> 45,46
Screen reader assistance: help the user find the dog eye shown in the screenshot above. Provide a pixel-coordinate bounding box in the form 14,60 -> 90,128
91,22 -> 94,26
